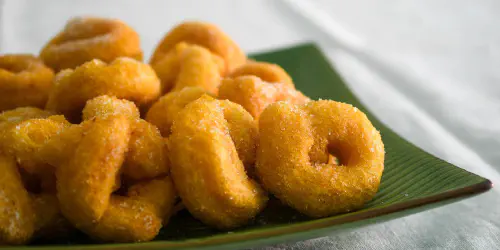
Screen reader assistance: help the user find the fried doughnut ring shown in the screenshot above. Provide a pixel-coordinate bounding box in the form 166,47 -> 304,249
256,101 -> 385,217
151,42 -> 224,94
0,108 -> 63,199
40,17 -> 143,72
0,115 -> 70,173
0,54 -> 54,111
169,96 -> 267,229
219,75 -> 309,119
45,57 -> 161,122
56,115 -> 175,242
82,95 -> 168,181
146,87 -> 209,136
150,21 -> 246,74
0,116 -> 71,245
228,61 -> 293,86
0,116 -> 69,173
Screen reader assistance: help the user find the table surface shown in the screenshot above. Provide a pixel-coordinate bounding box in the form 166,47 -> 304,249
1,0 -> 499,249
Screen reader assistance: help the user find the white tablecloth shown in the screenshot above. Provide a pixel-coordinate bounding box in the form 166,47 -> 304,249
1,0 -> 498,249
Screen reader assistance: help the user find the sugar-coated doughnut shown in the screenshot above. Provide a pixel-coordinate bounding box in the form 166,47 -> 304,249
56,115 -> 176,242
256,100 -> 384,217
0,54 -> 54,111
150,21 -> 246,74
219,75 -> 309,120
82,95 -> 169,181
169,96 -> 267,229
151,42 -> 224,94
40,17 -> 142,72
45,57 -> 161,122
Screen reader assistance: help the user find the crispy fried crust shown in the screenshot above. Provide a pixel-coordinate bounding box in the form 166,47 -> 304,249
123,119 -> 169,180
146,87 -> 208,136
82,95 -> 140,121
0,117 -> 69,175
56,115 -> 175,242
169,96 -> 267,229
219,75 -> 309,119
88,177 -> 176,242
40,17 -> 143,72
0,55 -> 54,111
57,115 -> 132,226
256,101 -> 385,217
150,21 -> 246,74
45,58 -> 161,122
0,155 -> 35,245
82,95 -> 169,181
152,43 -> 224,94
0,114 -> 72,244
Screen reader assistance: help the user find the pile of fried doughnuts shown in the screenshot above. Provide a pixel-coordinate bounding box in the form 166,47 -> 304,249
0,16 -> 384,245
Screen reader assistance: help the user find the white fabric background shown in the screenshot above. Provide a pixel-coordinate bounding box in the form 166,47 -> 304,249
1,0 -> 498,249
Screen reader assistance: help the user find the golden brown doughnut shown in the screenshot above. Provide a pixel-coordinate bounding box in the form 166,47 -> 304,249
169,96 -> 267,229
150,21 -> 246,74
82,95 -> 169,181
40,17 -> 143,71
256,100 -> 385,217
0,116 -> 69,175
45,57 -> 161,122
0,54 -> 54,111
56,115 -> 176,242
219,75 -> 309,120
151,42 -> 224,94
0,115 -> 71,245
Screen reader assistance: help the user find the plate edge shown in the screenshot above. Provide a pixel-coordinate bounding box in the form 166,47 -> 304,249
21,179 -> 490,250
